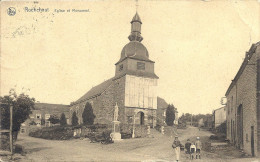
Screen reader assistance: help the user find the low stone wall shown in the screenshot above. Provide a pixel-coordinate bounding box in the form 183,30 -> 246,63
73,125 -> 111,138
135,125 -> 148,138
120,124 -> 148,138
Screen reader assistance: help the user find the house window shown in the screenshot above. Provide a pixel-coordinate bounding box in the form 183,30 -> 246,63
45,114 -> 50,120
21,128 -> 25,133
36,114 -> 41,119
119,64 -> 123,71
137,62 -> 145,70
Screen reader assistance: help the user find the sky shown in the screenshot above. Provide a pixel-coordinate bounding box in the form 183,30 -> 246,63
1,0 -> 260,115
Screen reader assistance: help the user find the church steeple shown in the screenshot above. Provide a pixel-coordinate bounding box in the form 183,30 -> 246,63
128,12 -> 143,42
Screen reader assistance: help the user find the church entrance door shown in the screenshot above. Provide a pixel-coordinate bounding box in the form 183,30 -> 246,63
136,111 -> 145,125
140,112 -> 144,125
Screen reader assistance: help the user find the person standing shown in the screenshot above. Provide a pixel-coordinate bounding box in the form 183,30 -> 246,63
185,139 -> 191,154
190,142 -> 196,160
172,136 -> 182,162
195,137 -> 202,159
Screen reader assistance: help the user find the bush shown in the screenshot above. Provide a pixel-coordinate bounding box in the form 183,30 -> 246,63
166,104 -> 175,126
72,112 -> 78,126
121,132 -> 132,139
29,126 -> 74,140
82,102 -> 96,125
85,128 -> 112,142
60,113 -> 67,126
48,115 -> 60,125
209,134 -> 226,141
216,122 -> 226,134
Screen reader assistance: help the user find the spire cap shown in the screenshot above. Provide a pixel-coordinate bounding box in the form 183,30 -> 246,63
131,12 -> 142,24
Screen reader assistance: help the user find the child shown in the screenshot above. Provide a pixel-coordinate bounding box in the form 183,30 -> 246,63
190,142 -> 196,160
195,137 -> 202,159
185,139 -> 191,154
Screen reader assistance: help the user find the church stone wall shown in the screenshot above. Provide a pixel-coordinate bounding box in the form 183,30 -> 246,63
92,84 -> 115,124
112,76 -> 126,124
124,108 -> 156,128
69,82 -> 116,125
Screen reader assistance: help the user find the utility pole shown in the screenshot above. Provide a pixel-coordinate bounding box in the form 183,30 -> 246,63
191,114 -> 193,126
10,104 -> 13,155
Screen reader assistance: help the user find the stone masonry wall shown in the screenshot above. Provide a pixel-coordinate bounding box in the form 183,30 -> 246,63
112,76 -> 126,124
256,45 -> 260,155
69,83 -> 115,126
69,76 -> 126,127
226,50 -> 258,156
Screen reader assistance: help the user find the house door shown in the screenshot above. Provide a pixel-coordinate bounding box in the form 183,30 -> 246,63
237,105 -> 243,149
251,126 -> 255,156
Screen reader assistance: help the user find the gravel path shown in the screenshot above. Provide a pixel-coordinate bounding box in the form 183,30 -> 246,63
11,126 -> 259,162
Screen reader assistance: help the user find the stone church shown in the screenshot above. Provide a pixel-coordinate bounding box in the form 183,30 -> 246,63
69,12 -> 167,128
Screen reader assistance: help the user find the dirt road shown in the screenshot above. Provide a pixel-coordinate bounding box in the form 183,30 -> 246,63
12,126 -> 259,162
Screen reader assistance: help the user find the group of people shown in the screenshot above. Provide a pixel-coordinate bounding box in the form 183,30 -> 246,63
172,136 -> 202,162
185,137 -> 202,160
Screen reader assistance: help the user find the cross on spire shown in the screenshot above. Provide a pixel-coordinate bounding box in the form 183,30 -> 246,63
135,0 -> 139,12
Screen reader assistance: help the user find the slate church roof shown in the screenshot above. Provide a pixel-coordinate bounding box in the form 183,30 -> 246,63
116,41 -> 154,65
75,78 -> 114,104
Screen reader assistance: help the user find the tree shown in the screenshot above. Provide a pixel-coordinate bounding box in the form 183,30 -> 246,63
82,102 -> 96,125
165,104 -> 175,126
48,115 -> 60,125
0,89 -> 35,132
41,118 -> 45,126
179,113 -> 192,125
72,111 -> 78,126
60,113 -> 67,126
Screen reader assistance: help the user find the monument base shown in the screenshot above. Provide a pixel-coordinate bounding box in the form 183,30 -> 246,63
110,132 -> 122,141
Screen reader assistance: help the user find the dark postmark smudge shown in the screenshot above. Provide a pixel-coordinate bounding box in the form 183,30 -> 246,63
7,7 -> 16,16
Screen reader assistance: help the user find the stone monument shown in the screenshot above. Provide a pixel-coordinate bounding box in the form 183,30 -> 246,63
110,102 -> 122,141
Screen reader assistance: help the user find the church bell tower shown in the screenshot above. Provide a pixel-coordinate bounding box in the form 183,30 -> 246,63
114,12 -> 159,111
